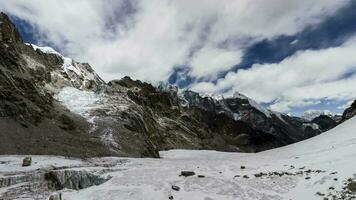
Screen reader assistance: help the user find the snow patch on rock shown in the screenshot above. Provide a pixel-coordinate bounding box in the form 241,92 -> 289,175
29,44 -> 81,76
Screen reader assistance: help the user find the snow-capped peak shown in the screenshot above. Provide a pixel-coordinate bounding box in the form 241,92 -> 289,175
301,109 -> 333,121
201,93 -> 224,101
27,43 -> 105,90
28,44 -> 82,76
233,91 -> 271,118
28,44 -> 61,55
233,91 -> 248,99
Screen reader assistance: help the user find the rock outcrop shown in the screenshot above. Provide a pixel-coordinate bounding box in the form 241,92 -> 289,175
341,100 -> 356,122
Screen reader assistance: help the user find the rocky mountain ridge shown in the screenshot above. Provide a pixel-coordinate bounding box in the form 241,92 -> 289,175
341,100 -> 356,122
0,12 -> 350,158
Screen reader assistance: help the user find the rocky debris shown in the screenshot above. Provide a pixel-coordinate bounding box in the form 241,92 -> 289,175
234,168 -> 327,180
22,156 -> 32,167
180,171 -> 195,177
325,178 -> 356,200
254,172 -> 266,178
171,185 -> 180,191
49,192 -> 62,200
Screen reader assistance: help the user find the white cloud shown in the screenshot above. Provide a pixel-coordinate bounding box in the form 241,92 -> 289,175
192,37 -> 356,112
0,0 -> 349,83
190,47 -> 242,78
338,99 -> 354,110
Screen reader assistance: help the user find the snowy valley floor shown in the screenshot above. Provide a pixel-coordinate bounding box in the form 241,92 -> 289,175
1,117 -> 356,200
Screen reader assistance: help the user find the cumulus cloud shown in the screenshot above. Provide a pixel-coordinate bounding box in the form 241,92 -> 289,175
189,47 -> 242,79
0,0 -> 348,83
191,36 -> 356,112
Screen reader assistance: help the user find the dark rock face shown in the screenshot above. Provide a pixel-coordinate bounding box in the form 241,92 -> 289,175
0,12 -> 335,158
341,100 -> 356,122
0,13 -> 22,43
175,90 -> 323,148
311,115 -> 337,132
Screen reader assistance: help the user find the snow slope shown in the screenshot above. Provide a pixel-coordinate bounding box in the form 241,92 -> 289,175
55,116 -> 356,200
1,118 -> 355,199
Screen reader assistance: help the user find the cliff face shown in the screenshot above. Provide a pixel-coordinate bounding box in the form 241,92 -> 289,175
0,12 -> 336,158
341,100 -> 356,122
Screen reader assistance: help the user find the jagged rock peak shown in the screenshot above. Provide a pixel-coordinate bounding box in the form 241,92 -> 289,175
0,12 -> 22,43
342,100 -> 356,122
27,43 -> 105,91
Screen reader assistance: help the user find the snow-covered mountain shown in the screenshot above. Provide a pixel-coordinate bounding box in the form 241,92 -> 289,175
0,12 -> 342,158
2,11 -> 356,200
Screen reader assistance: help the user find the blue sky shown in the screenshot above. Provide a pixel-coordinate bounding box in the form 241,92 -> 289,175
1,0 -> 356,116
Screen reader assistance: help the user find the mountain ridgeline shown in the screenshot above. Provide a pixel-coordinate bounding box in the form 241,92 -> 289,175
0,12 -> 352,158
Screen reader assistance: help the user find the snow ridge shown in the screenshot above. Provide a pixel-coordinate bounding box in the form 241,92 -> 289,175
234,92 -> 272,118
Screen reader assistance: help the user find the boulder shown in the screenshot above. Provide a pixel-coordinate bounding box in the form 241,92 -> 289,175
180,171 -> 195,177
22,156 -> 32,167
171,185 -> 180,191
49,193 -> 62,200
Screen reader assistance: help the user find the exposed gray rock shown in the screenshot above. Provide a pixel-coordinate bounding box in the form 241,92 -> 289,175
341,100 -> 356,122
181,171 -> 195,177
171,185 -> 180,191
22,156 -> 32,167
49,192 -> 62,200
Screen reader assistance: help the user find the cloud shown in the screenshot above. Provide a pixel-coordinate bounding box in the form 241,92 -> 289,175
191,36 -> 356,112
189,46 -> 242,79
0,0 -> 349,83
